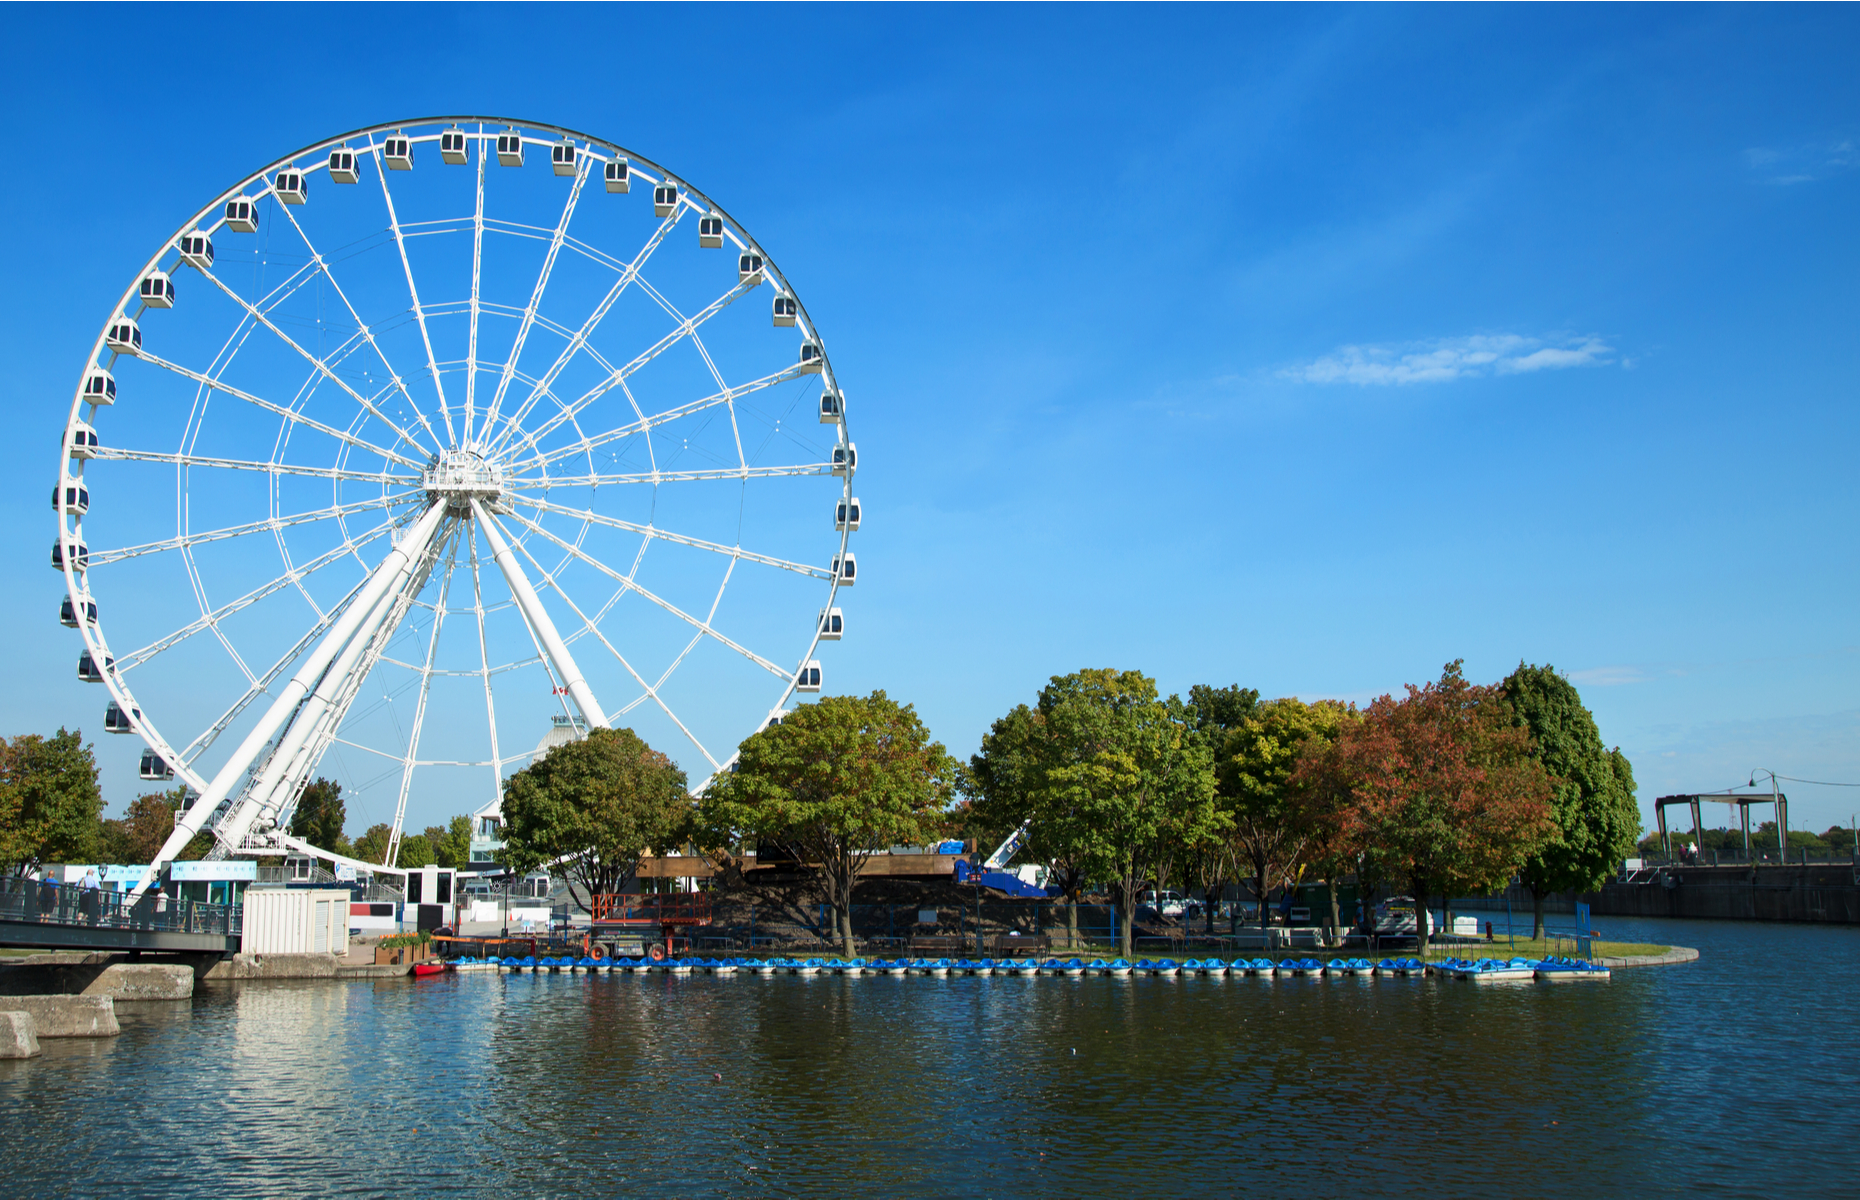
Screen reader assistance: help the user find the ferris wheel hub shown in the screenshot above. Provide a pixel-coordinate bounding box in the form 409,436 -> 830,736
423,449 -> 504,513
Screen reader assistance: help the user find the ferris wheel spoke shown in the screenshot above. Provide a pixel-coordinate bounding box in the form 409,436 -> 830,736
190,259 -> 436,458
384,529 -> 459,867
464,122 -> 489,442
486,202 -> 691,454
497,506 -> 789,679
369,132 -> 458,446
509,364 -> 817,475
265,201 -> 445,449
472,155 -> 591,446
465,528 -> 507,805
90,445 -> 419,487
139,350 -> 427,470
498,273 -> 761,460
116,512 -> 403,673
508,495 -> 831,579
88,494 -> 419,568
487,507 -> 721,771
509,462 -> 834,490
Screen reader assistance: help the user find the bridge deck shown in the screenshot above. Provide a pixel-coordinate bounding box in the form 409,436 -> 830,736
1,878 -> 241,954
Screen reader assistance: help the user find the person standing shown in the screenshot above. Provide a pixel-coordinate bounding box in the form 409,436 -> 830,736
80,868 -> 100,925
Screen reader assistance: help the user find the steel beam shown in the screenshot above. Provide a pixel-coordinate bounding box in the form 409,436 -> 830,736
132,502 -> 448,895
471,500 -> 609,729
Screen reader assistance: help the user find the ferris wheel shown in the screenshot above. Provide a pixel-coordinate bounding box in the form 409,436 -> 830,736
53,118 -> 858,876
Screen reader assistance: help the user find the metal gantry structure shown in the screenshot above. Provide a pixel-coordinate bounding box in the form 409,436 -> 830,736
52,119 -> 857,885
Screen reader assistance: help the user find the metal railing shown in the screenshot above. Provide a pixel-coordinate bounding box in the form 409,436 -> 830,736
0,876 -> 242,938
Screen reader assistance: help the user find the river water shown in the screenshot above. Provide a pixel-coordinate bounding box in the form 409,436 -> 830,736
3,915 -> 1856,1198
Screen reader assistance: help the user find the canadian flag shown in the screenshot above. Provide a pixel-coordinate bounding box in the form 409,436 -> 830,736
551,686 -> 570,696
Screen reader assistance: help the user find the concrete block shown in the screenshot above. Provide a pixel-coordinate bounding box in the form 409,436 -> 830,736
0,960 -> 193,1000
0,1011 -> 41,1058
7,995 -> 119,1037
94,964 -> 193,1000
200,953 -> 343,980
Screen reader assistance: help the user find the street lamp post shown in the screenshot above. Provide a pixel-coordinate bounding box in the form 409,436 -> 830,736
1748,770 -> 1788,862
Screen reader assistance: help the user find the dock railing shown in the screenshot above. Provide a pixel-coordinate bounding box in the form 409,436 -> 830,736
1,875 -> 242,939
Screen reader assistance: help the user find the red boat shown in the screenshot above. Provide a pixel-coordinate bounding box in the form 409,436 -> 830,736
410,961 -> 449,977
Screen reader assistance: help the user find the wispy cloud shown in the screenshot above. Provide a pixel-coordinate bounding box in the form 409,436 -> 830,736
1282,334 -> 1614,386
1567,665 -> 1648,687
1744,139 -> 1855,186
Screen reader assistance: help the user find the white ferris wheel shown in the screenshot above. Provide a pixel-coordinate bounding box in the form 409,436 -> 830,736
53,118 -> 858,877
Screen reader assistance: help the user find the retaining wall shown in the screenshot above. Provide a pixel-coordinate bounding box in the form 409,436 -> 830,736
1452,865 -> 1860,925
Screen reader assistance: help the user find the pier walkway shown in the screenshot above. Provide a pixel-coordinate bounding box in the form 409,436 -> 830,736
0,877 -> 241,954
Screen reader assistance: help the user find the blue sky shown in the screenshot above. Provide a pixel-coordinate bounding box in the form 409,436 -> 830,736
4,4 -> 1859,836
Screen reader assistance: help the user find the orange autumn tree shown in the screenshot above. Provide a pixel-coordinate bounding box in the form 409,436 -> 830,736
1300,661 -> 1555,959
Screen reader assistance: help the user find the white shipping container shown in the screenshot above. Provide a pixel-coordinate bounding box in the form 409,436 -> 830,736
242,887 -> 351,955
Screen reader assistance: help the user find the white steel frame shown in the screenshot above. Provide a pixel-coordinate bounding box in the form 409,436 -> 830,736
50,119 -> 855,889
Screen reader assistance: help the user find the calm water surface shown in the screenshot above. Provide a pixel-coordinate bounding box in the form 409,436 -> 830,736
3,915 -> 1857,1198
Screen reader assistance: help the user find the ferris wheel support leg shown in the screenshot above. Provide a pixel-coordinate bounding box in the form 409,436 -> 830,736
221,540 -> 438,850
471,501 -> 610,730
129,502 -> 450,896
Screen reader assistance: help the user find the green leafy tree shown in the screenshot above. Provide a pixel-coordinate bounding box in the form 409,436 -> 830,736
1188,685 -> 1261,739
1502,664 -> 1643,937
1323,662 -> 1556,959
0,729 -> 103,873
968,702 -> 1098,948
424,816 -> 473,869
698,691 -> 956,957
1219,697 -> 1352,944
396,832 -> 437,869
288,777 -> 349,856
352,823 -> 393,866
1182,685 -> 1261,933
1034,669 -> 1220,959
502,726 -> 691,915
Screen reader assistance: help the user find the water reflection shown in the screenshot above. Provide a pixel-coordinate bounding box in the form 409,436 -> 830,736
1,918 -> 1855,1197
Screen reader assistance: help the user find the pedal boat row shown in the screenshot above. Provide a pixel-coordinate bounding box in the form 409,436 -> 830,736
440,954 -> 1609,981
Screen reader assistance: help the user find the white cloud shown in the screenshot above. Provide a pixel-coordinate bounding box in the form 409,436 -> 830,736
1744,139 -> 1855,186
1283,334 -> 1615,386
1567,665 -> 1647,687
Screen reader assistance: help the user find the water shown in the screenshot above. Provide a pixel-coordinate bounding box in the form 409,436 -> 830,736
4,916 -> 1857,1198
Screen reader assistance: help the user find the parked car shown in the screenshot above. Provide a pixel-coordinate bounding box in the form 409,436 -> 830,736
1139,889 -> 1189,918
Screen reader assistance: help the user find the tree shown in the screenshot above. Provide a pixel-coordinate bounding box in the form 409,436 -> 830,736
1219,698 -> 1352,945
352,823 -> 393,866
0,729 -> 103,874
968,702 -> 1097,949
101,786 -> 211,864
1182,685 -> 1261,933
288,778 -> 348,856
698,691 -> 956,958
1286,703 -> 1364,943
1323,662 -> 1556,959
502,726 -> 691,915
1502,663 -> 1643,937
1034,670 -> 1220,959
396,833 -> 437,869
424,816 -> 473,869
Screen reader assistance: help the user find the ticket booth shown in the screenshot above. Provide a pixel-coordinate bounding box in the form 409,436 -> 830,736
404,865 -> 457,931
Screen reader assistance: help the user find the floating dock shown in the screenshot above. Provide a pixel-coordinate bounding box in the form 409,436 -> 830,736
435,953 -> 1612,981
